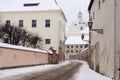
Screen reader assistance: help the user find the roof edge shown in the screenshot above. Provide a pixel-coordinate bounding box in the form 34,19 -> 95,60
54,0 -> 67,22
88,0 -> 94,11
61,10 -> 67,22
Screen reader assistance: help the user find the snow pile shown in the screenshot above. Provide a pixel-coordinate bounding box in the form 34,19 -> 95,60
0,42 -> 52,54
75,61 -> 112,80
0,61 -> 70,78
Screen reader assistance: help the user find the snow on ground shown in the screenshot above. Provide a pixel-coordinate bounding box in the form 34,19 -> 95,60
0,61 -> 70,78
74,60 -> 112,80
0,42 -> 52,54
0,60 -> 112,80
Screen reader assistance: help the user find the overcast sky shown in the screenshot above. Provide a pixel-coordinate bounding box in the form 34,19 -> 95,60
0,0 -> 90,27
57,0 -> 90,26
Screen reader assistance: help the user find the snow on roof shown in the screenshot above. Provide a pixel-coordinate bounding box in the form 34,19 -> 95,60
65,36 -> 88,45
0,0 -> 60,12
0,42 -> 52,54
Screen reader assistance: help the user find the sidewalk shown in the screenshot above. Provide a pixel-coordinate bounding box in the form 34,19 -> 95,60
74,60 -> 112,80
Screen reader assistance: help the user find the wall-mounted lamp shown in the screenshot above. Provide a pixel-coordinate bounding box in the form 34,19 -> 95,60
81,33 -> 89,43
88,20 -> 103,34
81,33 -> 84,40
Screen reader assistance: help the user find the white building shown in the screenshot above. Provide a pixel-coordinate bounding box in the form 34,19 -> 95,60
65,10 -> 89,55
0,0 -> 67,56
88,0 -> 120,79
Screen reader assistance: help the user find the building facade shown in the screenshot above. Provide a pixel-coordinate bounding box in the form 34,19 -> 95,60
65,10 -> 89,56
0,0 -> 67,57
88,0 -> 120,79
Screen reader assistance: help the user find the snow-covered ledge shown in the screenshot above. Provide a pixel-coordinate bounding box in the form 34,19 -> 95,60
0,42 -> 52,54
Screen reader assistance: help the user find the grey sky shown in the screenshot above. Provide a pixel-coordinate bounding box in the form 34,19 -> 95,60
1,0 -> 90,26
57,0 -> 90,26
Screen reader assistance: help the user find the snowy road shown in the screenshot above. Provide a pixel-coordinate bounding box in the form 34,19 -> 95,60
0,61 -> 82,80
0,60 -> 112,80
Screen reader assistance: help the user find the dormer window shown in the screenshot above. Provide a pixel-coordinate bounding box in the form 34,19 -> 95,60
80,27 -> 83,30
24,3 -> 39,7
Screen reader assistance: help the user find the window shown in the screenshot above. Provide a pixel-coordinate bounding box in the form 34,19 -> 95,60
71,50 -> 73,53
71,45 -> 73,48
76,50 -> 78,53
76,45 -> 78,48
32,20 -> 37,27
67,50 -> 69,53
6,20 -> 10,27
45,19 -> 50,27
85,44 -> 88,48
98,0 -> 101,10
45,39 -> 51,44
80,45 -> 82,48
80,27 -> 83,30
67,45 -> 69,48
19,20 -> 23,27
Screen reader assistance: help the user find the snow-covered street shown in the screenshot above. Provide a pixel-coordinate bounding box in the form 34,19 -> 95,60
0,60 -> 112,80
74,61 -> 112,80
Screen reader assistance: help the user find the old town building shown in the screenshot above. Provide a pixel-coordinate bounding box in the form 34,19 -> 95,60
0,0 -> 67,60
88,0 -> 120,79
65,10 -> 89,57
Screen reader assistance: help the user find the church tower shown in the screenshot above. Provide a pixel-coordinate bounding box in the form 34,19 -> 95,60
78,9 -> 83,22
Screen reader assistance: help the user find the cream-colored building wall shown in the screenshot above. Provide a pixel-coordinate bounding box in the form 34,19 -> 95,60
0,10 -> 66,53
90,0 -> 115,78
66,23 -> 87,36
65,44 -> 86,54
115,0 -> 120,79
59,12 -> 66,43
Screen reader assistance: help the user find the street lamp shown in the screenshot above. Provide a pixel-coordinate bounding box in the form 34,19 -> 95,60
88,20 -> 93,30
81,33 -> 89,44
88,20 -> 103,34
